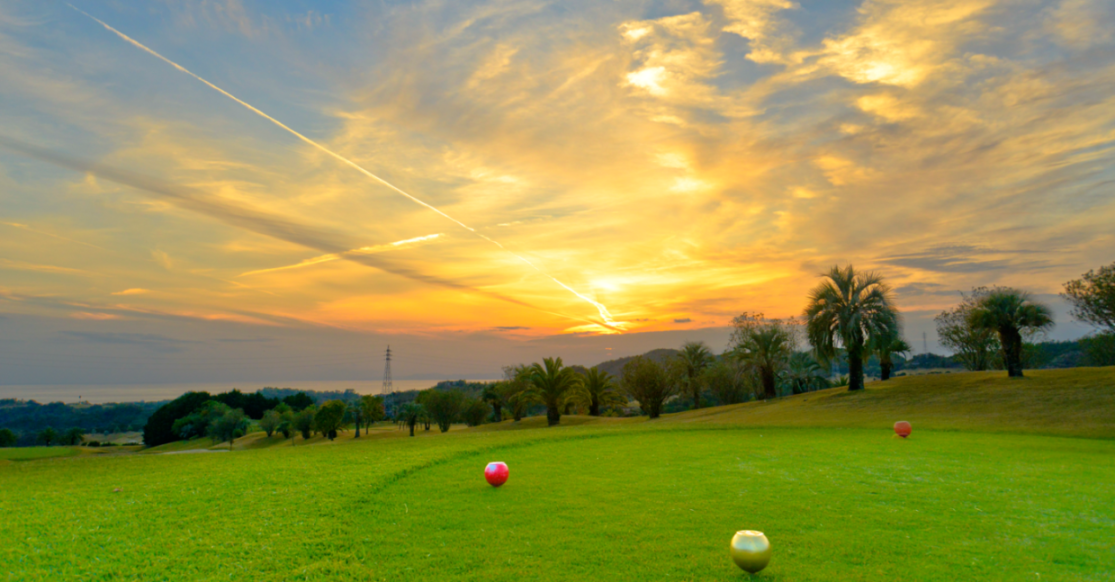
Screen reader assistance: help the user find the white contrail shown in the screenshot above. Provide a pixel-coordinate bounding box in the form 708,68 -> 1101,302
69,5 -> 621,331
240,233 -> 444,277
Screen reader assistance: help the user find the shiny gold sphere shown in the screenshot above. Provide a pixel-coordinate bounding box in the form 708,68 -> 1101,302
730,530 -> 771,574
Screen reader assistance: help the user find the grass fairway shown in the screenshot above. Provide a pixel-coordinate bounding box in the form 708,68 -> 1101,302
2,371 -> 1114,581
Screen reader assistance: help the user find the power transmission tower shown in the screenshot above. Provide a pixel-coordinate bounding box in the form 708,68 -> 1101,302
382,345 -> 393,396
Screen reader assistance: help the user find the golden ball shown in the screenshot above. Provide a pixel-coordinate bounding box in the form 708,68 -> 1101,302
730,530 -> 771,574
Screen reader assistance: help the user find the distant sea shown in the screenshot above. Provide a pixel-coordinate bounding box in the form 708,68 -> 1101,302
0,379 -> 498,404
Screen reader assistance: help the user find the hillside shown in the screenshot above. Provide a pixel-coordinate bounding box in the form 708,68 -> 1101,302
588,348 -> 679,379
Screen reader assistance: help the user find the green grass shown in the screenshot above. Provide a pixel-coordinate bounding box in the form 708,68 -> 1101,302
2,370 -> 1114,581
0,446 -> 86,462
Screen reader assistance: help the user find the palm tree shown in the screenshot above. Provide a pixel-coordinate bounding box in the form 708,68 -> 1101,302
735,325 -> 794,399
571,367 -> 624,416
677,342 -> 714,408
804,265 -> 899,392
782,352 -> 829,394
969,288 -> 1053,377
529,357 -> 583,426
871,334 -> 911,381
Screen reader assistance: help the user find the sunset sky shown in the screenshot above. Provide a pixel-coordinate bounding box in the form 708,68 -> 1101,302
1,0 -> 1113,389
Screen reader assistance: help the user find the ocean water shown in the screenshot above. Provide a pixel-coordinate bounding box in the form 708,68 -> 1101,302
0,379 -> 498,404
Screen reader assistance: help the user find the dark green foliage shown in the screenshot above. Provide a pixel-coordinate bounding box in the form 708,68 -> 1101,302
242,392 -> 280,420
1063,262 -> 1115,332
86,441 -> 100,447
293,406 -> 316,440
731,313 -> 798,399
481,385 -> 504,422
0,400 -> 159,444
571,367 -> 625,416
282,392 -> 314,411
313,401 -> 347,440
360,395 -> 385,430
60,427 -> 85,446
783,352 -> 830,394
0,428 -> 16,447
676,342 -> 713,409
461,397 -> 489,427
1081,333 -> 1115,367
259,410 -> 281,438
208,409 -> 248,448
418,389 -> 466,432
936,288 -> 1001,371
620,356 -> 678,419
143,391 -> 212,447
171,401 -> 232,441
37,427 -> 58,446
702,358 -> 751,405
529,357 -> 582,426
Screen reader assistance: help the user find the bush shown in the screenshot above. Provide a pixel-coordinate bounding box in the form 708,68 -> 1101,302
313,401 -> 346,440
86,440 -> 101,447
1081,332 -> 1115,367
0,428 -> 16,448
460,397 -> 489,427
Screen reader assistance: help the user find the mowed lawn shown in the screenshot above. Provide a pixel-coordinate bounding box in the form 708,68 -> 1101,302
2,422 -> 1113,581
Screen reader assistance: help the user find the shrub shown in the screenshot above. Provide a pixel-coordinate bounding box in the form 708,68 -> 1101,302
143,391 -> 212,447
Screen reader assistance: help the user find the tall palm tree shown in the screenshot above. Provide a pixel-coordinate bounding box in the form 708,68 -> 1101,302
804,265 -> 899,392
677,341 -> 714,408
871,333 -> 911,381
571,367 -> 624,416
734,325 -> 795,399
529,357 -> 583,426
969,288 -> 1053,377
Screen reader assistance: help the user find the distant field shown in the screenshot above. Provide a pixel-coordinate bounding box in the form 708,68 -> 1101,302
2,369 -> 1113,581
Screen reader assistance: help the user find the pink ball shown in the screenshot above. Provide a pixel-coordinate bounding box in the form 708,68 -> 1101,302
485,462 -> 509,487
894,421 -> 912,438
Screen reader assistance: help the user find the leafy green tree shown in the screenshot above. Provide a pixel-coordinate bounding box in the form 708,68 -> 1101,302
731,313 -> 799,399
461,397 -> 490,427
676,342 -> 713,409
208,409 -> 248,450
805,265 -> 899,392
293,406 -> 317,441
282,392 -> 314,411
936,287 -> 1001,371
314,400 -> 347,441
871,333 -> 911,381
499,365 -> 538,421
0,428 -> 16,448
970,288 -> 1054,378
397,402 -> 424,437
419,389 -> 467,432
702,358 -> 750,405
782,352 -> 829,394
61,427 -> 85,446
278,409 -> 295,440
172,401 -> 232,440
1080,333 -> 1115,366
1063,262 -> 1115,332
360,395 -> 386,431
621,356 -> 678,419
37,427 -> 58,446
571,367 -> 624,416
529,357 -> 582,426
259,410 -> 282,438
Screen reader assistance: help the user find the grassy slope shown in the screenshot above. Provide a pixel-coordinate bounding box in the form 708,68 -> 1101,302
670,367 -> 1115,438
2,369 -> 1113,581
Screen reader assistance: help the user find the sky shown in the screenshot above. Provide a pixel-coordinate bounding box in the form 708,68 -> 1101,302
1,0 -> 1113,389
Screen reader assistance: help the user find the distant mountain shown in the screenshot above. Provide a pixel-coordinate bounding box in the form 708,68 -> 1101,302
576,348 -> 680,379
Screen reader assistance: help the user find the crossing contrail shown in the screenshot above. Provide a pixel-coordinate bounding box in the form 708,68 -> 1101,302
0,135 -> 614,331
68,4 -> 621,332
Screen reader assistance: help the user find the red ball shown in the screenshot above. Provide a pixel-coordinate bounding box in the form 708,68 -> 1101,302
485,462 -> 509,487
894,421 -> 912,438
